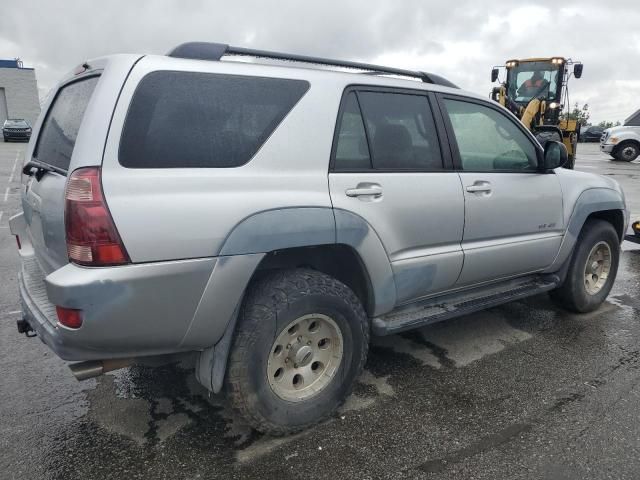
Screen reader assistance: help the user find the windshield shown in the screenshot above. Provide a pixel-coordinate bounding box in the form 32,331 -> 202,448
507,61 -> 560,103
4,119 -> 29,127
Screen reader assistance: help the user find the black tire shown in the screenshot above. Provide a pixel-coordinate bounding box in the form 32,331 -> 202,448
3,137 -> 8,142
613,142 -> 640,162
535,130 -> 562,148
226,268 -> 369,435
565,154 -> 575,169
550,219 -> 619,313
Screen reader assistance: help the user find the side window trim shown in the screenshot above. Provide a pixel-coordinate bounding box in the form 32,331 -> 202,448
329,85 -> 453,173
435,92 -> 544,173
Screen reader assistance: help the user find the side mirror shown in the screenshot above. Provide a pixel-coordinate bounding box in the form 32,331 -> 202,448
543,141 -> 568,170
491,68 -> 499,83
573,63 -> 583,79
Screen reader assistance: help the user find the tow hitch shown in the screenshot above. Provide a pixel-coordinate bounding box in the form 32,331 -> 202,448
625,221 -> 640,245
16,318 -> 36,337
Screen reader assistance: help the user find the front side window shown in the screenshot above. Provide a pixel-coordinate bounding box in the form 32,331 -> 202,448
443,99 -> 538,172
119,71 -> 309,168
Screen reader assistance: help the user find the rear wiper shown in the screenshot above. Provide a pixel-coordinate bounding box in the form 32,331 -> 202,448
22,159 -> 66,179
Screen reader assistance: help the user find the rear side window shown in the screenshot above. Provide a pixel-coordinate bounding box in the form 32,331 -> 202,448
119,71 -> 309,168
34,76 -> 99,171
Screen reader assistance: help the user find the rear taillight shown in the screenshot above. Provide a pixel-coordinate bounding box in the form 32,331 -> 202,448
64,167 -> 130,266
56,306 -> 83,329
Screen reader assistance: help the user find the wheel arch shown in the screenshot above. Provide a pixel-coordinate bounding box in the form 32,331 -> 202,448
544,188 -> 626,274
613,138 -> 640,158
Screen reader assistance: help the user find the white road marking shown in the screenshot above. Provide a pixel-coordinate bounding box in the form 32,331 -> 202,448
7,151 -> 19,183
0,211 -> 3,224
3,187 -> 9,202
7,310 -> 22,315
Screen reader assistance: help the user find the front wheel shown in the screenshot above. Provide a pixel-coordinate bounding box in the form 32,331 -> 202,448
550,219 -> 620,313
226,268 -> 369,435
614,142 -> 640,162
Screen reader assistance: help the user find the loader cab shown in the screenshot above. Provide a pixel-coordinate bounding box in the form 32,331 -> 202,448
505,59 -> 564,124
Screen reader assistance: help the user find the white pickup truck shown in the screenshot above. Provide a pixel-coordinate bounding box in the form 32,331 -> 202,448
600,108 -> 640,162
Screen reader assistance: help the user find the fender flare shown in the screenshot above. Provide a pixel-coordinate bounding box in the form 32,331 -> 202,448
192,207 -> 396,393
545,188 -> 625,273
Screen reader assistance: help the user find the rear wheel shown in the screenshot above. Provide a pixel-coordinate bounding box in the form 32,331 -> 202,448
550,219 -> 619,312
613,142 -> 640,162
226,268 -> 369,435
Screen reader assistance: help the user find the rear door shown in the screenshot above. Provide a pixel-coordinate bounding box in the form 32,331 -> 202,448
329,87 -> 465,305
22,75 -> 100,274
438,94 -> 564,286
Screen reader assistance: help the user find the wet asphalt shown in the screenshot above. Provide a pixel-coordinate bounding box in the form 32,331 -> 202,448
1,141 -> 639,480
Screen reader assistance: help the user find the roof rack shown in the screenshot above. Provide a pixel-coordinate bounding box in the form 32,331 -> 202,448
167,42 -> 458,89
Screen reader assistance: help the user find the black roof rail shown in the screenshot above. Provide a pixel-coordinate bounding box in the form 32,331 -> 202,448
167,42 -> 459,89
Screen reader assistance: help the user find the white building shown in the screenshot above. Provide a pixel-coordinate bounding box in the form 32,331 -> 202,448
0,59 -> 40,126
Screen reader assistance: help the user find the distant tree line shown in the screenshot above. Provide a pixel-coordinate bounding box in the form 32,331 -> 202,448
561,102 -> 621,128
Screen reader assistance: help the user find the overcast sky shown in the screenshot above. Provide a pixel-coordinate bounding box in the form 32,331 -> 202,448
1,0 -> 638,123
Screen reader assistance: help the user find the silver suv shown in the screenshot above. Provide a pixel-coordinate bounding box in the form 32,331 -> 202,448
10,43 -> 629,435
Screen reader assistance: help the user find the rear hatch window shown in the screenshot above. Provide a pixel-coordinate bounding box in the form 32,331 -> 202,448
119,71 -> 309,168
34,76 -> 99,172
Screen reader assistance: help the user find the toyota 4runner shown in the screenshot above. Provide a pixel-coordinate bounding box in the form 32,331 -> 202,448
10,42 -> 629,435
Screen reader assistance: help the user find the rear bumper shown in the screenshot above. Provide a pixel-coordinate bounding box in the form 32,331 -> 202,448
10,210 -> 264,362
17,253 -> 216,361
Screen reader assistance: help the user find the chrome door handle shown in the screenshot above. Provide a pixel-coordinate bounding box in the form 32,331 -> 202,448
466,182 -> 492,193
345,185 -> 383,197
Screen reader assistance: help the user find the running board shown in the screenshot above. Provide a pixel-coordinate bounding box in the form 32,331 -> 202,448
372,276 -> 559,336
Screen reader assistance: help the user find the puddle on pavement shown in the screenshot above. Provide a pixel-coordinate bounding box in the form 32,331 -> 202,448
74,250 -> 640,465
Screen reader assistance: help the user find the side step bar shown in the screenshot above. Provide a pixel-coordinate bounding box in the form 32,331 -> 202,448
372,276 -> 559,336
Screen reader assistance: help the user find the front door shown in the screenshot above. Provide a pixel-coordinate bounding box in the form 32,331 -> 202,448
439,95 -> 564,286
329,88 -> 465,304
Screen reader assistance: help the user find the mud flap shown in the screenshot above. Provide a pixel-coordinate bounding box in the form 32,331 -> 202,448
195,303 -> 241,393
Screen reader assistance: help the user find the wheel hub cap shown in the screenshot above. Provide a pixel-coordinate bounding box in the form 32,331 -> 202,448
584,241 -> 612,295
267,313 -> 344,402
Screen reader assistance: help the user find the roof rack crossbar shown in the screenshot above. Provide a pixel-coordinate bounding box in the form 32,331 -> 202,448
167,42 -> 458,88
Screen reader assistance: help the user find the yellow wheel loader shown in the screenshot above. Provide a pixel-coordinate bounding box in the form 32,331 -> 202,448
490,57 -> 583,169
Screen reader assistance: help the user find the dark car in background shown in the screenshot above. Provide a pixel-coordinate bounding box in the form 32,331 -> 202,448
580,125 -> 605,142
3,119 -> 32,142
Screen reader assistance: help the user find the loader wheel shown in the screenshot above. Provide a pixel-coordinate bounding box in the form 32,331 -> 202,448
614,142 -> 640,162
535,130 -> 562,148
550,219 -> 619,313
565,154 -> 575,169
226,268 -> 369,435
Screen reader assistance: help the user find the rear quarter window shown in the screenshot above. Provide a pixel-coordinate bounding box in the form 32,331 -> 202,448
119,71 -> 309,168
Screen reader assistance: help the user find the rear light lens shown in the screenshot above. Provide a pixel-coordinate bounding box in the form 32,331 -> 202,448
65,167 -> 130,266
56,306 -> 83,329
